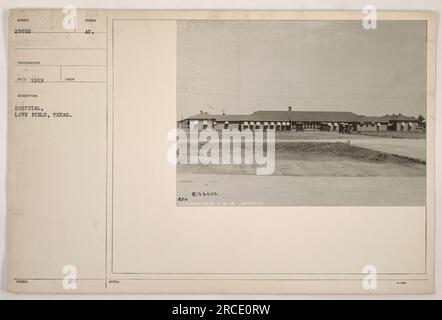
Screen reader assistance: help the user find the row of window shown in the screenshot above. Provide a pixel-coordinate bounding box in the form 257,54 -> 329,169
303,122 -> 321,129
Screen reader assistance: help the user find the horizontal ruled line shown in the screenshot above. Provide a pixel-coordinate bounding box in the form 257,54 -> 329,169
15,81 -> 107,84
30,31 -> 106,34
14,47 -> 106,50
13,277 -> 430,282
15,64 -> 108,67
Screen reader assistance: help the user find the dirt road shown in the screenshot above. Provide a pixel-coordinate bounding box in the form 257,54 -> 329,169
272,138 -> 426,161
177,174 -> 426,206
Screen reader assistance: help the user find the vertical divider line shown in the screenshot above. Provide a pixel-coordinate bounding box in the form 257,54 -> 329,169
105,14 -> 109,288
111,18 -> 115,275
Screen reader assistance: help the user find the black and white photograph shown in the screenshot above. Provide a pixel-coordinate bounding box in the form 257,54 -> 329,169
1,5 -> 439,298
176,20 -> 427,206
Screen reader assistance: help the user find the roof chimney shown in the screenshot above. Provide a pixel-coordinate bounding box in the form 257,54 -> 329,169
288,106 -> 292,111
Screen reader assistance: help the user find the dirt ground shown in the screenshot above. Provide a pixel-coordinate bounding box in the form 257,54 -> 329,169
350,138 -> 426,161
272,137 -> 426,161
275,131 -> 372,140
177,174 -> 425,206
178,142 -> 425,177
177,135 -> 426,206
355,131 -> 426,139
274,130 -> 425,140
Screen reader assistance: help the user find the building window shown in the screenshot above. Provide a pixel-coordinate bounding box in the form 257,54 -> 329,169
303,122 -> 320,130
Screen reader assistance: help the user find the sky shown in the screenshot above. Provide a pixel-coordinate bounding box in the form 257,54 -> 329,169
177,20 -> 427,120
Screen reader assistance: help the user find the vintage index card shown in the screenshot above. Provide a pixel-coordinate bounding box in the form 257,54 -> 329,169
6,9 -> 437,294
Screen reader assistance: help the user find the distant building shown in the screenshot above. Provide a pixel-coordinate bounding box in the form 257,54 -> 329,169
177,107 -> 420,132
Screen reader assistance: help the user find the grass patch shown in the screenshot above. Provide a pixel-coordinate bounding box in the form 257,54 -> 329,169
355,131 -> 426,139
275,142 -> 426,165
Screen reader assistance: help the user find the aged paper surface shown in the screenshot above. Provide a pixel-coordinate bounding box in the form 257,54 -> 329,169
7,9 -> 437,294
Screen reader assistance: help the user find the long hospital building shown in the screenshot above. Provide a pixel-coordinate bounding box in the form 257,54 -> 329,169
177,107 -> 422,132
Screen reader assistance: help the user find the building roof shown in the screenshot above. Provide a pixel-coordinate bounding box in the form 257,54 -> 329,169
292,111 -> 358,122
243,111 -> 359,122
180,110 -> 418,123
212,114 -> 251,122
185,112 -> 250,122
357,115 -> 389,123
357,114 -> 419,123
249,111 -> 293,121
382,114 -> 418,121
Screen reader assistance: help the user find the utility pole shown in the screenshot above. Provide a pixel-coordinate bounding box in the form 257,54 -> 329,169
208,106 -> 214,130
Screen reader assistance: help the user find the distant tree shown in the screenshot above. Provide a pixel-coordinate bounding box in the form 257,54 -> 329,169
417,115 -> 426,131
